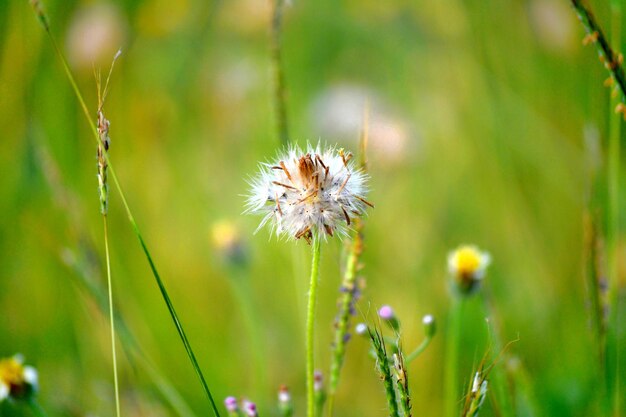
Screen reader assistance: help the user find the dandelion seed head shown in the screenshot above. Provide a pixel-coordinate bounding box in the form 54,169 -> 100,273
246,144 -> 371,242
448,245 -> 490,294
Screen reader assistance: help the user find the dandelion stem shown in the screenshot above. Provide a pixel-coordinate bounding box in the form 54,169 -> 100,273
306,234 -> 322,417
103,216 -> 121,417
444,297 -> 464,417
31,8 -> 221,416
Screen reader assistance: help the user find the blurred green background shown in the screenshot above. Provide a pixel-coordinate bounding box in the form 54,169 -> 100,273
1,0 -> 625,415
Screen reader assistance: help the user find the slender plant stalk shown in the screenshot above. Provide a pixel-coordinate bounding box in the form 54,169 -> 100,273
36,141 -> 198,417
29,5 -> 221,416
306,234 -> 322,417
444,297 -> 464,417
327,228 -> 362,414
405,335 -> 433,364
64,245 -> 198,417
103,216 -> 121,417
607,3 -> 622,415
97,55 -> 121,417
327,104 -> 369,416
571,1 -> 624,413
270,0 -> 290,146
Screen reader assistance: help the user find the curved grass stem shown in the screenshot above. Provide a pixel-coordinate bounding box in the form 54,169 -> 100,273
30,10 -> 221,417
405,336 -> 432,364
307,235 -> 322,417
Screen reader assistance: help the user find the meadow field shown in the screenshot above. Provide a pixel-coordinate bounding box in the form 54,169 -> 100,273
0,0 -> 625,416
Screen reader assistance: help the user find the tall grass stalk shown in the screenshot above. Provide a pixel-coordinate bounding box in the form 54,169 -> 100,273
327,104 -> 369,416
29,4 -> 221,415
570,1 -> 624,412
327,230 -> 362,415
96,55 -> 122,417
306,235 -> 322,417
607,2 -> 622,414
36,140 -> 198,417
444,297 -> 464,417
103,216 -> 121,417
270,0 -> 290,146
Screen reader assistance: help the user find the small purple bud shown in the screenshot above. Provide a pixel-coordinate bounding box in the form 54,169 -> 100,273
343,333 -> 352,343
244,401 -> 258,417
314,370 -> 324,392
224,396 -> 238,412
378,305 -> 395,320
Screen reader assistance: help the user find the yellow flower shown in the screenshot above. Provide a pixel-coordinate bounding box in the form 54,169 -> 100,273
0,355 -> 38,401
447,245 -> 490,294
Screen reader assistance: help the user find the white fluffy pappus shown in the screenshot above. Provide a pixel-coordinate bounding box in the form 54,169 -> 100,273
245,144 -> 372,242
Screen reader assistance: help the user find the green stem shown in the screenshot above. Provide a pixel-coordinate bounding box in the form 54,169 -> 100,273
28,399 -> 48,417
103,216 -> 121,417
444,297 -> 464,417
405,336 -> 432,364
34,17 -> 221,417
307,235 -> 322,417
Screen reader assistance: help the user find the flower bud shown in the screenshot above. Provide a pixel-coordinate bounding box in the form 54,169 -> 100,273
422,314 -> 436,338
378,305 -> 400,332
355,322 -> 368,336
224,396 -> 238,415
278,385 -> 293,417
